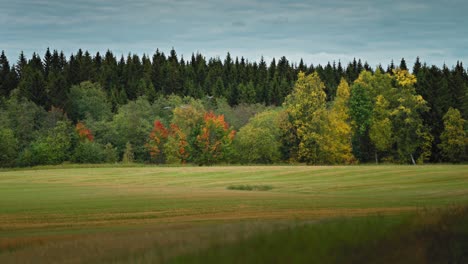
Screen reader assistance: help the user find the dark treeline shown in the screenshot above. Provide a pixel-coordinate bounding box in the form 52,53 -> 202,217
1,48 -> 424,108
0,48 -> 467,165
1,49 -> 466,111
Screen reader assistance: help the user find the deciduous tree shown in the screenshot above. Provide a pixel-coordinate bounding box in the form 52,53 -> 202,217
321,79 -> 355,164
165,124 -> 190,164
284,72 -> 327,164
439,108 -> 467,162
68,81 -> 112,122
193,112 -> 235,165
146,120 -> 169,163
234,109 -> 283,164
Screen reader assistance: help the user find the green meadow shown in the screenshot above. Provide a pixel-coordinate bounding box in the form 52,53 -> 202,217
0,165 -> 467,263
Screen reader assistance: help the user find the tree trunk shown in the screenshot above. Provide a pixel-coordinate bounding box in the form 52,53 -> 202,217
375,152 -> 379,164
410,154 -> 416,165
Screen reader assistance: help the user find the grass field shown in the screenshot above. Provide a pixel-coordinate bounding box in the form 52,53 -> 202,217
0,165 -> 467,263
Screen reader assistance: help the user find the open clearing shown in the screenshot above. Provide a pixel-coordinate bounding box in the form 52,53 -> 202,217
0,165 -> 467,263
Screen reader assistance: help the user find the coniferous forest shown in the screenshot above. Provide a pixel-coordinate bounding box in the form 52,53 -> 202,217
0,48 -> 467,167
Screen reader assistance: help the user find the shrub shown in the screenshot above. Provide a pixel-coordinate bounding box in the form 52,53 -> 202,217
21,121 -> 72,166
122,142 -> 134,163
0,128 -> 18,167
227,185 -> 273,191
103,143 -> 118,163
72,141 -> 105,164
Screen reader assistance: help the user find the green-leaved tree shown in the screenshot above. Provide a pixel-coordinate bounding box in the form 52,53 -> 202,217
439,108 -> 467,162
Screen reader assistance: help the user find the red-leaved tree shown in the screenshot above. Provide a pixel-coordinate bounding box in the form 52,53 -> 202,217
193,112 -> 235,165
75,122 -> 94,142
146,120 -> 169,163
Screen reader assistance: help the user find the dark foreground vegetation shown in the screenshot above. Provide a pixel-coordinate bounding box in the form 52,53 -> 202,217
0,49 -> 467,167
172,206 -> 468,264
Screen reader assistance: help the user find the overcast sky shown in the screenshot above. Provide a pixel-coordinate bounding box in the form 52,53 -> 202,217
1,0 -> 466,67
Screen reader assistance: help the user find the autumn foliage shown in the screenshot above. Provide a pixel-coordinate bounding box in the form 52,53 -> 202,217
194,112 -> 235,165
147,112 -> 235,165
75,122 -> 94,142
146,120 -> 169,163
166,124 -> 190,163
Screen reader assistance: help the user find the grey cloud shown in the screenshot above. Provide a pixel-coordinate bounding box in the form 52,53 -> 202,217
232,21 -> 246,27
269,16 -> 289,25
1,0 -> 466,67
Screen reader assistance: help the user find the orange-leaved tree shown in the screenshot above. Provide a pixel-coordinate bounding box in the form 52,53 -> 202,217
165,123 -> 190,164
75,122 -> 94,142
193,111 -> 235,165
146,120 -> 169,163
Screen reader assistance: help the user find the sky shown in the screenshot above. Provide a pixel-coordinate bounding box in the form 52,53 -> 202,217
1,0 -> 467,68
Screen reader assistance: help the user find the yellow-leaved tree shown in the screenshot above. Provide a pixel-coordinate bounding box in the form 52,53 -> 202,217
284,72 -> 327,164
321,79 -> 355,164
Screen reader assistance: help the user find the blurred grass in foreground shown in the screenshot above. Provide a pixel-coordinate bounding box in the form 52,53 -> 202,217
171,206 -> 468,264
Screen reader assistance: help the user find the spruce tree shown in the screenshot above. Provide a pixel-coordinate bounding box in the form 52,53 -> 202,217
0,51 -> 13,97
18,64 -> 47,106
412,57 -> 421,75
399,58 -> 408,70
16,51 -> 27,79
43,48 -> 52,78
